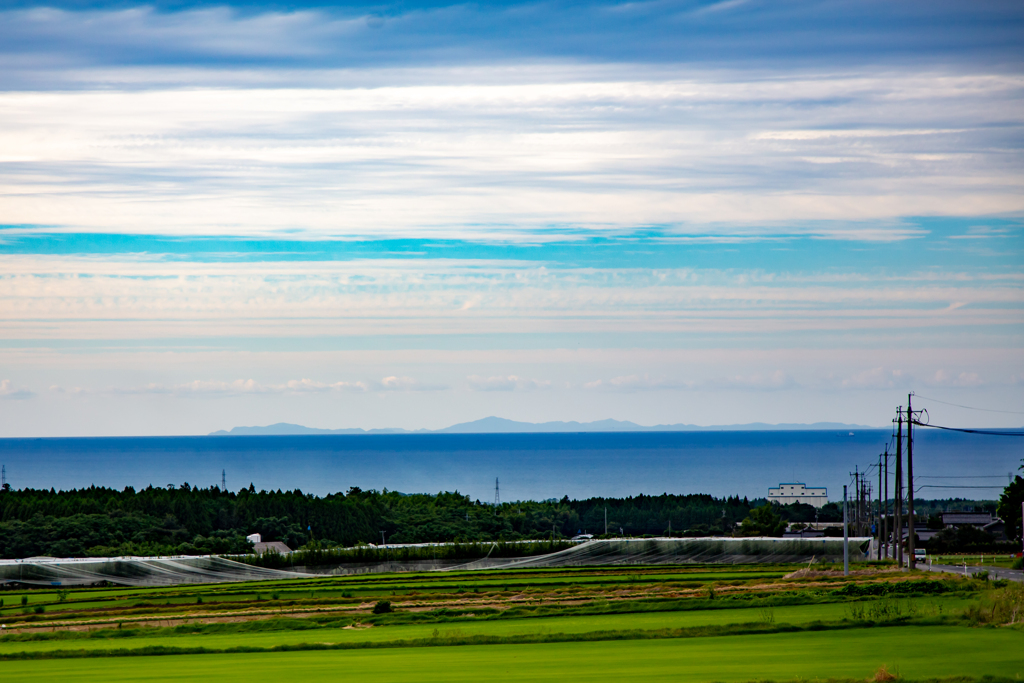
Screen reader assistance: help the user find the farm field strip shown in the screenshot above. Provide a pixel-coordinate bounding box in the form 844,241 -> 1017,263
2,626 -> 1021,682
0,564 -> 798,602
0,567 -> 805,621
0,567 -> 958,635
0,595 -> 974,655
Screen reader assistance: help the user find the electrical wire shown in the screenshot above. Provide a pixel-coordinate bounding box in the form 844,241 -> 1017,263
916,484 -> 1005,489
911,422 -> 1024,436
916,475 -> 1008,479
912,394 -> 1024,415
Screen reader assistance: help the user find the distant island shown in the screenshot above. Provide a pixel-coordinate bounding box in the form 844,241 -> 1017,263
210,417 -> 878,436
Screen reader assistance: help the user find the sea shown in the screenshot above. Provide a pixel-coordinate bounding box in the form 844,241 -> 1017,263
0,430 -> 1020,503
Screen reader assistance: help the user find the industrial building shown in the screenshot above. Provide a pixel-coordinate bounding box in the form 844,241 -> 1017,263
767,482 -> 828,508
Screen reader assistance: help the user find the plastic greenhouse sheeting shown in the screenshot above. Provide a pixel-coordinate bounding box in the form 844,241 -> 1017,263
0,555 -> 308,587
445,537 -> 874,571
0,537 -> 874,586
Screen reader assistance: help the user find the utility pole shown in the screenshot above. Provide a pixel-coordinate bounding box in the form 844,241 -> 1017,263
222,469 -> 226,492
907,393 -> 916,570
878,452 -> 883,560
864,483 -> 870,538
843,485 -> 849,576
494,478 -> 500,512
1,464 -> 5,490
883,446 -> 889,560
866,482 -> 872,547
854,467 -> 860,536
604,506 -> 608,536
895,407 -> 904,567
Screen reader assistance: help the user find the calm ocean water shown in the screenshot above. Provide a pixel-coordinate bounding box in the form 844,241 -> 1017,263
0,430 -> 1020,502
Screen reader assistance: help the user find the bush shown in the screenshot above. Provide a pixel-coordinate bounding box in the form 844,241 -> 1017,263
965,582 -> 1024,624
1011,556 -> 1023,570
33,605 -> 44,614
992,582 -> 1024,624
372,600 -> 393,614
738,505 -> 785,537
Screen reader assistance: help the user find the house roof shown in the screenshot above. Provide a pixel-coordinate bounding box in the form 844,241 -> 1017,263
942,512 -> 994,525
252,541 -> 292,555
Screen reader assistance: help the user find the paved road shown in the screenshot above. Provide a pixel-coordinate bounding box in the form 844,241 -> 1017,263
922,562 -> 1024,582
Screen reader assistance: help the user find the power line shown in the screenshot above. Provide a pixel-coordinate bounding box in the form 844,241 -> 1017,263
912,394 -> 1024,415
916,484 -> 1005,489
912,422 -> 1024,437
916,475 -> 1008,479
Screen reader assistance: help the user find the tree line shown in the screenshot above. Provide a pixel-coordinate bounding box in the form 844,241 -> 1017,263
0,483 -> 784,558
2,478 -> 1013,559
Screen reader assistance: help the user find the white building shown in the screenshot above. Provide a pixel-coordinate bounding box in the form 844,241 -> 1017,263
767,482 -> 828,508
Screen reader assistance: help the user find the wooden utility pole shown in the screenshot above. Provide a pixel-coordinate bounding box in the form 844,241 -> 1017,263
883,446 -> 889,560
843,485 -> 849,576
878,452 -> 883,559
907,393 -> 916,569
866,482 -> 872,549
895,407 -> 904,567
855,467 -> 861,536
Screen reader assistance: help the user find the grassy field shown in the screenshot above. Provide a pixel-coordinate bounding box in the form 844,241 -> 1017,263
930,554 -> 1021,569
2,627 -> 1022,682
0,562 -> 1020,681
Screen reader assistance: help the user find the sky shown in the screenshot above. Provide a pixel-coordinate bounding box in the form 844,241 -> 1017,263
0,0 -> 1022,437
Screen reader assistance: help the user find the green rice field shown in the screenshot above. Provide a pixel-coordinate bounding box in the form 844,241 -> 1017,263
1,562 -> 1021,682
3,627 -> 1023,682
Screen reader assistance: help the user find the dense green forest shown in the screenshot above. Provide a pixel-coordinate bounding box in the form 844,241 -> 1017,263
0,481 -> 1009,559
0,483 -> 786,558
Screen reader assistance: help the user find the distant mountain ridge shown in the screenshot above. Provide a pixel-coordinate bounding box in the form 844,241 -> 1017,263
210,417 -> 878,436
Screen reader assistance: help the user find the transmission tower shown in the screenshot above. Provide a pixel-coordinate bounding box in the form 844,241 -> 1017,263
494,477 -> 500,507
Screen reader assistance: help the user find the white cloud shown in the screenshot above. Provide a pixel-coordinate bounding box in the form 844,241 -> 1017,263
0,67 -> 1020,238
949,225 -> 1014,240
584,375 -> 696,392
0,379 -> 34,400
467,375 -> 551,391
2,255 -> 1019,349
829,366 -> 992,390
377,376 -> 447,392
837,367 -> 906,390
47,377 -> 444,396
712,371 -> 795,391
583,372 -> 796,392
928,370 -> 984,388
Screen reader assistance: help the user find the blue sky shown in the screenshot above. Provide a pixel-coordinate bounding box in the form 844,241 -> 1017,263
0,0 -> 1021,436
